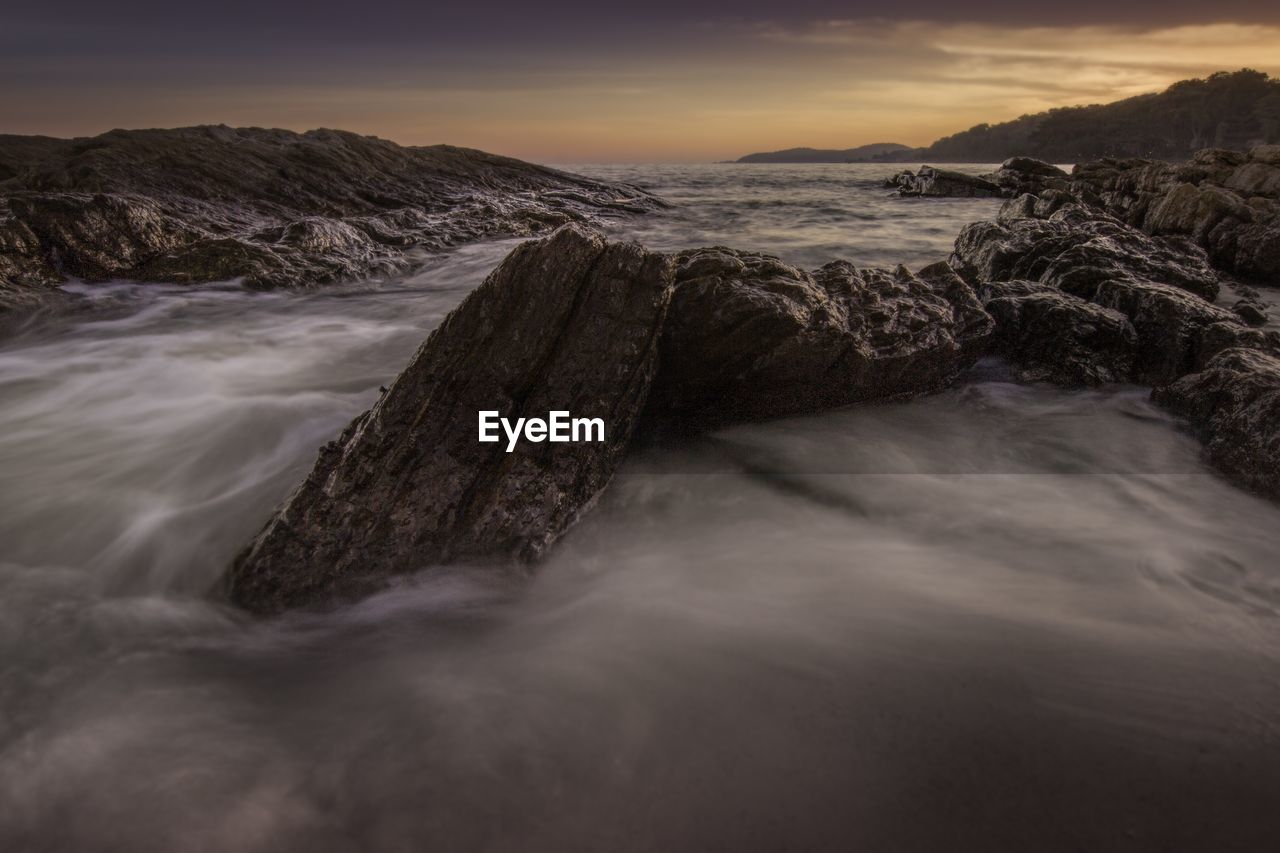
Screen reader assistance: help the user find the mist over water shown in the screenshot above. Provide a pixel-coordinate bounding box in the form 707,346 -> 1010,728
2,165 -> 1279,852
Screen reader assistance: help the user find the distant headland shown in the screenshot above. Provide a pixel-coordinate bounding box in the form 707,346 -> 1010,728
734,69 -> 1280,164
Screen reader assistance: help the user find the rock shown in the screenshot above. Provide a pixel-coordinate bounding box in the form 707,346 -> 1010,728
1233,299 -> 1269,327
952,200 -> 1243,386
1154,348 -> 1280,498
887,166 -> 1004,198
984,158 -> 1071,196
1194,322 -> 1280,370
887,159 -> 1068,199
1069,147 -> 1280,281
981,280 -> 1137,385
643,250 -> 993,428
952,203 -> 1221,301
0,126 -> 664,314
224,225 -> 674,614
1092,280 -> 1240,384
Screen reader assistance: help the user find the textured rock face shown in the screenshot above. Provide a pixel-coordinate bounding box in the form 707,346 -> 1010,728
1154,348 -> 1280,498
887,158 -> 1068,199
952,203 -> 1222,301
980,280 -> 1137,385
0,126 -> 663,313
887,166 -> 1004,198
646,250 -> 993,427
1071,146 -> 1280,281
225,230 -> 1000,612
984,157 -> 1071,197
1092,280 -> 1240,384
952,200 -> 1242,385
225,225 -> 674,614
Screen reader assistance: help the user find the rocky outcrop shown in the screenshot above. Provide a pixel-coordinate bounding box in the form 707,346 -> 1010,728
887,166 -> 1004,198
1091,280 -> 1241,384
952,200 -> 1245,385
980,280 -> 1137,385
644,251 -> 993,428
887,158 -> 1068,199
226,228 -> 999,613
1154,347 -> 1280,498
953,202 -> 1222,302
1071,145 -> 1280,282
224,225 -> 674,614
0,126 -> 664,314
984,158 -> 1071,197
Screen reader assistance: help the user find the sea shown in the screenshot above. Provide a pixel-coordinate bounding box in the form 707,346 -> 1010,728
2,164 -> 1279,851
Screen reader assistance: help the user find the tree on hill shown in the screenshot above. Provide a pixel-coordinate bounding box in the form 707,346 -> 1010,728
920,69 -> 1280,162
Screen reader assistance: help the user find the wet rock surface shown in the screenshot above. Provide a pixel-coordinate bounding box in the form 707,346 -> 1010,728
979,280 -> 1137,385
953,202 -> 1222,301
224,225 -> 674,614
0,125 -> 664,314
951,199 -> 1243,384
887,166 -> 1004,198
645,250 -> 993,428
888,158 -> 1068,199
1154,347 -> 1280,498
1071,146 -> 1280,282
226,228 -> 997,613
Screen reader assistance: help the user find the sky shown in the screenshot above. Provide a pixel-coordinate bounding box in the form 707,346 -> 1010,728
3,1 -> 1280,163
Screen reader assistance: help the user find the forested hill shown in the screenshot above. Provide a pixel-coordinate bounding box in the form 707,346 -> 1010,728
919,69 -> 1280,162
732,70 -> 1280,164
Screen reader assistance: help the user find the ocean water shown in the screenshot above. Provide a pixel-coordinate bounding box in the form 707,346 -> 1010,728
2,164 -> 1279,852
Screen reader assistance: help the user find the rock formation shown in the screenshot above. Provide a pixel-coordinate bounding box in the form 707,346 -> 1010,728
949,198 -> 1248,384
979,280 -> 1137,385
0,126 -> 664,314
887,158 -> 1069,199
1072,145 -> 1280,282
645,251 -> 993,428
1154,347 -> 1280,498
225,225 -> 674,614
226,228 -> 998,613
887,166 -> 1004,198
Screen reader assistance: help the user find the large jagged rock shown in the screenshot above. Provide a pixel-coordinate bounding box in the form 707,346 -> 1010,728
1092,280 -> 1241,384
952,202 -> 1222,301
224,225 -> 674,615
1154,348 -> 1280,498
1071,146 -> 1280,281
0,125 -> 664,314
644,251 -> 993,427
951,199 -> 1251,385
225,230 -> 1001,613
979,280 -> 1137,385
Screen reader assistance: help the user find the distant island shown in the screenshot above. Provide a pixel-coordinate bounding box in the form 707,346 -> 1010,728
735,142 -> 912,163
735,69 -> 1280,163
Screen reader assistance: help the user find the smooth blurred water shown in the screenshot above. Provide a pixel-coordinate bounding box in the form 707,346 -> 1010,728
2,164 -> 1279,852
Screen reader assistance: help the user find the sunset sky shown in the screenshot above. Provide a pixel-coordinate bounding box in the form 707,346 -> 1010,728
4,1 -> 1280,162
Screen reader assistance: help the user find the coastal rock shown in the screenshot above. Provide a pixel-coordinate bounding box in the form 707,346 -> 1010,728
887,166 -> 1004,198
952,203 -> 1222,301
224,225 -> 674,614
645,250 -> 993,427
1070,146 -> 1280,281
887,158 -> 1068,199
1092,280 -> 1241,384
984,157 -> 1071,197
1233,299 -> 1269,326
0,126 -> 664,314
981,280 -> 1137,385
1154,348 -> 1280,498
952,201 -> 1242,385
